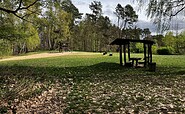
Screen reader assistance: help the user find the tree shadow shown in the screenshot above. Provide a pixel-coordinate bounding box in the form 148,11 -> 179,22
1,62 -> 185,83
1,62 -> 185,104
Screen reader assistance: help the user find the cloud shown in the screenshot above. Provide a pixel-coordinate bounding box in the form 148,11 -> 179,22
71,0 -> 91,14
72,1 -> 86,5
72,0 -> 185,35
136,20 -> 157,33
103,5 -> 115,17
170,18 -> 185,30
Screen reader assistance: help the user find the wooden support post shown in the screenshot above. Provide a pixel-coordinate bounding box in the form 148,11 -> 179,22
123,44 -> 127,65
143,43 -> 147,67
128,43 -> 130,61
119,45 -> 123,66
147,44 -> 150,65
149,44 -> 152,63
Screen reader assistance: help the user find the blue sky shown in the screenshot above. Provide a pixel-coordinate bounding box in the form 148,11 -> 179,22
71,0 -> 185,35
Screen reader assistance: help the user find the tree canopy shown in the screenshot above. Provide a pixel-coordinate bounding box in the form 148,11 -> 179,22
115,4 -> 138,38
2,0 -> 185,56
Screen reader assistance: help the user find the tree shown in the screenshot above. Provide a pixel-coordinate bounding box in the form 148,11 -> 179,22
96,16 -> 111,51
0,39 -> 12,56
61,0 -> 83,30
70,1 -> 114,52
89,1 -> 102,18
142,28 -> 151,39
12,22 -> 40,54
115,4 -> 124,37
86,1 -> 103,52
152,34 -> 165,47
0,1 -> 41,55
38,1 -> 72,50
61,0 -> 82,20
115,4 -> 138,38
163,31 -> 176,48
0,0 -> 82,55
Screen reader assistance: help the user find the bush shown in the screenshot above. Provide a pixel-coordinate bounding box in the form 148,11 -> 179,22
152,45 -> 157,54
157,47 -> 175,55
134,43 -> 144,53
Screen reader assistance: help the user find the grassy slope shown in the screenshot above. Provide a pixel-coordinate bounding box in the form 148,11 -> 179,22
0,53 -> 185,113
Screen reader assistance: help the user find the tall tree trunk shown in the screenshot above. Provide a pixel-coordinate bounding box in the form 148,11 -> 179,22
83,40 -> 86,51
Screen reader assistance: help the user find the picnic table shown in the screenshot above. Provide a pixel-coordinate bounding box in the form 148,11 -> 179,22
129,57 -> 142,67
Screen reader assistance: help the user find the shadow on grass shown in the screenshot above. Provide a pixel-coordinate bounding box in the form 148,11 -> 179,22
0,62 -> 127,83
1,62 -> 185,112
1,62 -> 185,83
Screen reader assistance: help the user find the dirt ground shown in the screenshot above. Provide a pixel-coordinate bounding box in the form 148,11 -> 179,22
0,52 -> 99,62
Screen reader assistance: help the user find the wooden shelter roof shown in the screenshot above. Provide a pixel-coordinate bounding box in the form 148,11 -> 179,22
110,38 -> 155,45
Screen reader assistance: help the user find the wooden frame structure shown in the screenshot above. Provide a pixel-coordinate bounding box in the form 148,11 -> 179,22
110,38 -> 155,67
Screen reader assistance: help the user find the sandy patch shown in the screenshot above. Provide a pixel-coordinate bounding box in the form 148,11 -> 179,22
0,52 -> 99,62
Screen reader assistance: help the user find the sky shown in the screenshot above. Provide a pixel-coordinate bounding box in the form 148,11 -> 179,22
71,0 -> 185,35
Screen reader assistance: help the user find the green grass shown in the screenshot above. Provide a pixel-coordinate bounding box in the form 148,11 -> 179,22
1,52 -> 185,113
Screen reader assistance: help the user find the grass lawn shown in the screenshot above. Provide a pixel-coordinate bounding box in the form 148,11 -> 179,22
1,52 -> 185,113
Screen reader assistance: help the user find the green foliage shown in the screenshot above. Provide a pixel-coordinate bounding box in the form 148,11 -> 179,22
163,32 -> 176,48
61,0 -> 82,20
135,43 -> 144,53
39,2 -> 72,50
89,1 -> 102,17
115,4 -> 138,30
133,43 -> 157,54
72,2 -> 113,52
152,45 -> 157,54
25,24 -> 40,51
175,31 -> 185,54
0,17 -> 27,41
157,47 -> 175,55
156,31 -> 185,55
142,28 -> 151,39
152,34 -> 165,47
0,39 -> 12,57
56,10 -> 71,40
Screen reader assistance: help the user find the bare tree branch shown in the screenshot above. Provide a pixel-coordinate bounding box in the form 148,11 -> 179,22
15,0 -> 23,12
14,13 -> 33,23
0,0 -> 40,21
19,0 -> 39,11
171,6 -> 185,16
0,7 -> 16,14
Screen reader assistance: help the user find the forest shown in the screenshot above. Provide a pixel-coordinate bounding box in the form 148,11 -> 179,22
1,0 -> 185,57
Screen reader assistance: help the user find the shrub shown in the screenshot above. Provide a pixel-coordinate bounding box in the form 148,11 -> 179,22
134,43 -> 144,53
152,45 -> 157,54
157,47 -> 175,55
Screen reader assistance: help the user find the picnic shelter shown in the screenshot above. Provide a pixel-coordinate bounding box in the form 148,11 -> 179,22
110,38 -> 155,68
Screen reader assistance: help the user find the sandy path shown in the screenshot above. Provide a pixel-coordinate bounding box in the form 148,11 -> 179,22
0,52 -> 98,62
